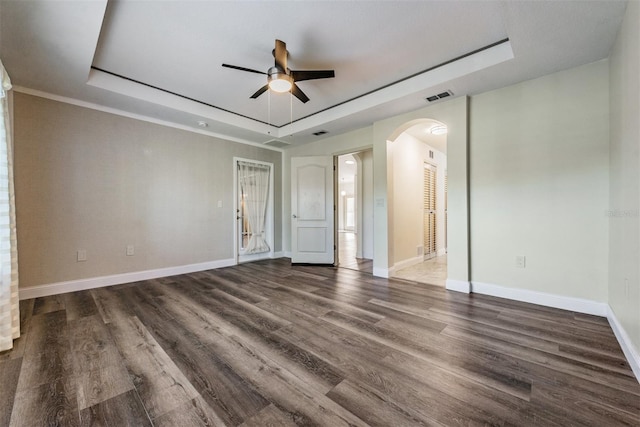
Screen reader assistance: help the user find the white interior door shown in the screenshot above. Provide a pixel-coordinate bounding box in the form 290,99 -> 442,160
291,156 -> 334,264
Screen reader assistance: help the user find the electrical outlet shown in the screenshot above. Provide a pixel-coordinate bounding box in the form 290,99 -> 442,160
515,255 -> 526,268
217,200 -> 223,208
77,249 -> 87,262
126,245 -> 134,256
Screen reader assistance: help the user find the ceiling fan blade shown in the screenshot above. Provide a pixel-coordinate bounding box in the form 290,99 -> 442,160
290,69 -> 335,82
222,64 -> 266,75
274,39 -> 287,71
250,84 -> 269,99
291,83 -> 310,103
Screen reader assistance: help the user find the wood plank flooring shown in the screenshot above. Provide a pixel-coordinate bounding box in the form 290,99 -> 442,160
1,258 -> 639,426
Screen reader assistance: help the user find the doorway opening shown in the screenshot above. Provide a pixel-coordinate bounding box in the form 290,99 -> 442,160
234,158 -> 274,264
389,120 -> 448,286
336,151 -> 373,273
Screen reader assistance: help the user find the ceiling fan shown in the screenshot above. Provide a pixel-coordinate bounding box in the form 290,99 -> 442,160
222,39 -> 335,104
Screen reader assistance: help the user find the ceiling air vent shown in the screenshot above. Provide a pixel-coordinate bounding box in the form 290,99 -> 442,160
263,139 -> 291,148
313,130 -> 329,136
426,90 -> 453,103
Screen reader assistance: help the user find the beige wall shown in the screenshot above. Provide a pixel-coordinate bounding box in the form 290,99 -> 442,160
389,132 -> 447,267
469,60 -> 610,301
609,1 -> 640,354
14,93 -> 282,288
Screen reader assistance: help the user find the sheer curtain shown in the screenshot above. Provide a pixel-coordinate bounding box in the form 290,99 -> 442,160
238,161 -> 270,254
0,59 -> 19,352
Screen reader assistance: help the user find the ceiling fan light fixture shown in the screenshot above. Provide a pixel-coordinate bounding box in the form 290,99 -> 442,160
268,72 -> 292,93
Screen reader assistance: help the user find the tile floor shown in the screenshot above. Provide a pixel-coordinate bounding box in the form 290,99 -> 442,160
393,255 -> 447,286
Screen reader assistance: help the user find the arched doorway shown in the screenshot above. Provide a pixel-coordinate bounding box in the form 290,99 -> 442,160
371,96 -> 470,293
387,120 -> 448,286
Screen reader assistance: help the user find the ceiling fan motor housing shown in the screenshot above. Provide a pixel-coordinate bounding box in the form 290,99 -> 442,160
267,67 -> 292,92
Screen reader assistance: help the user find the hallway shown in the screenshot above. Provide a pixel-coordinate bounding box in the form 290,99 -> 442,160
394,255 -> 447,287
338,232 -> 373,274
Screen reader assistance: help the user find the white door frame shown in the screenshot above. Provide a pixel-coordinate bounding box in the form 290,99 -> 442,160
233,157 -> 275,264
291,155 -> 335,264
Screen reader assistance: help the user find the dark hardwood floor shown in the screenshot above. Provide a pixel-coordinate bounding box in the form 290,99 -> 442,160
1,258 -> 639,426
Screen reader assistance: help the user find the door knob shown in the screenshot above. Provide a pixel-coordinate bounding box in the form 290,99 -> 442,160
292,214 -> 297,218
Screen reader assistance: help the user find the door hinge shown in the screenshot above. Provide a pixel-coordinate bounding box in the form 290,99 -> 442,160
334,245 -> 337,250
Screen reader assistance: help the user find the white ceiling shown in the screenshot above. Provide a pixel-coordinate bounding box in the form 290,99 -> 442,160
0,1 -> 627,148
405,123 -> 448,155
338,154 -> 357,185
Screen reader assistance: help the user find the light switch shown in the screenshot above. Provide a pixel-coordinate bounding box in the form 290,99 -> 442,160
217,200 -> 223,208
515,255 -> 526,268
77,250 -> 87,262
126,245 -> 134,256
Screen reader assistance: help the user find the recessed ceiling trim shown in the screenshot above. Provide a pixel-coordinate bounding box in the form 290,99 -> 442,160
87,39 -> 513,141
289,39 -> 514,136
290,39 -> 506,125
87,68 -> 275,136
91,66 -> 273,126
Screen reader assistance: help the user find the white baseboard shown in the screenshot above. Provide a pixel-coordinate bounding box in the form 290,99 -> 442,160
468,280 -> 637,383
19,258 -> 236,300
271,251 -> 286,259
437,248 -> 448,257
446,279 -> 471,293
283,251 -> 292,258
471,281 -> 608,317
390,255 -> 423,275
372,267 -> 390,278
607,306 -> 640,383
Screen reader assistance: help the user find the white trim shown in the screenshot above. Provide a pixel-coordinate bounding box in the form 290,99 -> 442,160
446,279 -> 471,293
373,267 -> 390,278
437,248 -> 448,257
18,258 -> 235,301
283,251 -> 292,259
390,255 -> 423,274
471,281 -> 608,316
607,306 -> 640,383
271,251 -> 285,259
12,86 -> 283,153
86,69 -> 272,136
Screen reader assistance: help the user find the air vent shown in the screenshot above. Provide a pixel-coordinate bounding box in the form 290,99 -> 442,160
313,130 -> 329,136
263,139 -> 291,148
426,90 -> 453,103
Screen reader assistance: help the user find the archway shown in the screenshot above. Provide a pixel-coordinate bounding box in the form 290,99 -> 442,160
387,119 -> 448,285
370,96 -> 470,293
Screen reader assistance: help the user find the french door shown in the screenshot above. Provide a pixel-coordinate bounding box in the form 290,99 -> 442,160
234,158 -> 274,264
